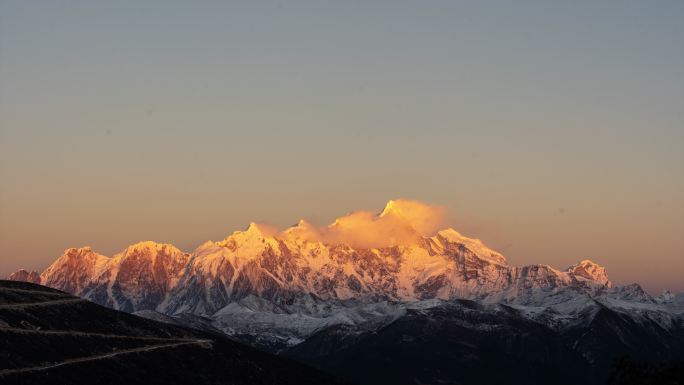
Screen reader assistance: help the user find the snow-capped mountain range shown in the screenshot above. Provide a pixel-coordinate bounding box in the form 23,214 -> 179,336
7,200 -> 683,351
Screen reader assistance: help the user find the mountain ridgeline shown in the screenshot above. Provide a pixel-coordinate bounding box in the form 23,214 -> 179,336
8,200 -> 684,385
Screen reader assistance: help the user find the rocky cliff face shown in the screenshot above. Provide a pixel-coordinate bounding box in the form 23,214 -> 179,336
6,200 -> 682,384
7,269 -> 40,284
32,242 -> 190,312
11,200 -> 676,352
15,221 -> 612,315
40,246 -> 109,295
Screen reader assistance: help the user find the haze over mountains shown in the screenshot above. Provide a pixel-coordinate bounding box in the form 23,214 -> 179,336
8,199 -> 684,384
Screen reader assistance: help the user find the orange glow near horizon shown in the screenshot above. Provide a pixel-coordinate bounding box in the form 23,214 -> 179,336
1,2 -> 683,295
1,197 -> 683,294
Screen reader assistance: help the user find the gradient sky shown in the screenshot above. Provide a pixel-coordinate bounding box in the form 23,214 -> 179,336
1,1 -> 683,293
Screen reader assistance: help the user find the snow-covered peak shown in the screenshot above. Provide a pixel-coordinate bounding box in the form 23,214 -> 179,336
245,222 -> 264,235
213,222 -> 280,259
39,246 -> 110,294
606,283 -> 653,302
435,228 -> 507,265
220,222 -> 258,242
194,240 -> 217,252
110,242 -> 187,272
656,290 -> 675,303
63,246 -> 95,255
378,199 -> 445,236
7,269 -> 41,284
224,222 -> 276,241
131,241 -> 183,257
121,241 -> 181,255
49,246 -> 109,268
281,219 -> 318,241
379,199 -> 401,217
566,259 -> 611,287
9,200 -> 628,317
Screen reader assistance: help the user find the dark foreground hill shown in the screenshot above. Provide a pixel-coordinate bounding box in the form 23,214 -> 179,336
0,280 -> 346,385
284,300 -> 684,385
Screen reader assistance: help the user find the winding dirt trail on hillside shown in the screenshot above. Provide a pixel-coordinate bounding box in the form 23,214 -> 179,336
0,339 -> 213,376
0,298 -> 85,309
0,326 -> 200,342
0,287 -> 214,377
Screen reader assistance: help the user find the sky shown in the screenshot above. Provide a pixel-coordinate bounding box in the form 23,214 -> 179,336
0,1 -> 682,293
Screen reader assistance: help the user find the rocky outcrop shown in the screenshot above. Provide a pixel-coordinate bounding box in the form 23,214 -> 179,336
7,269 -> 41,284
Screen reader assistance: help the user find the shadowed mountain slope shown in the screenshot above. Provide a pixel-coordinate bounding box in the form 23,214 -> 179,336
0,280 -> 347,385
284,300 -> 684,385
